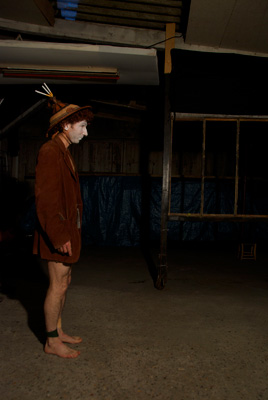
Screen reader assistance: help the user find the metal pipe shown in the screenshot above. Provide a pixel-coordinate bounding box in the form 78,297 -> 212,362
200,119 -> 206,215
0,99 -> 46,139
234,120 -> 240,215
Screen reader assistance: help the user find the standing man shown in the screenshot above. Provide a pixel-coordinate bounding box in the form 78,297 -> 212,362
33,87 -> 94,358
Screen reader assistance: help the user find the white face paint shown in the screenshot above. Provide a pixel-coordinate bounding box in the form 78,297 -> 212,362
65,120 -> 88,144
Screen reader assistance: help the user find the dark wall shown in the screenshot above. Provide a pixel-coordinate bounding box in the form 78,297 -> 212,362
170,49 -> 268,115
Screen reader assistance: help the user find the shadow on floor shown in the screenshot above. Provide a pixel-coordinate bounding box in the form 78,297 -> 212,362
0,235 -> 48,345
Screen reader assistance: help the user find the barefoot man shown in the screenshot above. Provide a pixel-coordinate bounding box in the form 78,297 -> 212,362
33,86 -> 93,358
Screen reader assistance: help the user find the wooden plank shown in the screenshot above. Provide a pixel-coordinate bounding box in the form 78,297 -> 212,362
114,0 -> 181,5
164,23 -> 176,74
123,141 -> 140,174
0,17 -> 175,48
78,0 -> 182,16
77,5 -> 181,20
76,13 -> 179,30
90,99 -> 146,111
87,0 -> 182,5
149,151 -> 163,175
76,10 -> 180,29
94,112 -> 142,123
111,141 -> 123,173
89,141 -> 113,173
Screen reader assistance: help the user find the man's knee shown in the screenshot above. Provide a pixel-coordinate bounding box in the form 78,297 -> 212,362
48,279 -> 68,297
47,261 -> 71,295
59,280 -> 69,295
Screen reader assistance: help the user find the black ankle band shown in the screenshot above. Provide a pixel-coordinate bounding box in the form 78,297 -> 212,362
46,329 -> 59,338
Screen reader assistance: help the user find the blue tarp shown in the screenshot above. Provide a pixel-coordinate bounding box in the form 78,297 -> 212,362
21,176 -> 268,246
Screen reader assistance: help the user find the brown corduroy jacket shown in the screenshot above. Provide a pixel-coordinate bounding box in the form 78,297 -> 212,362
33,135 -> 83,263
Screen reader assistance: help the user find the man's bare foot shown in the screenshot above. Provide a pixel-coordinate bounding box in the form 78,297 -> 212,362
44,338 -> 80,359
58,330 -> 82,344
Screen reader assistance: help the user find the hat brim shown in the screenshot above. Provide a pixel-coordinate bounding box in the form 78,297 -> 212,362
47,104 -> 93,136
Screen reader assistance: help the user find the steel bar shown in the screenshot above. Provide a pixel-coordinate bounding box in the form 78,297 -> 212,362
157,74 -> 172,290
159,111 -> 268,288
0,99 -> 46,139
200,119 -> 206,215
234,120 -> 240,215
173,112 -> 268,121
168,213 -> 268,222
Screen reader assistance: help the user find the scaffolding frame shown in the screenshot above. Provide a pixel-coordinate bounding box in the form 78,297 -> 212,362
156,111 -> 268,289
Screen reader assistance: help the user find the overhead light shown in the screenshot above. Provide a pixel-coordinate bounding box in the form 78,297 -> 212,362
0,65 -> 120,82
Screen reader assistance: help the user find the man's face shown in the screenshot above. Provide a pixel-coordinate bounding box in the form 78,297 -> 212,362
65,120 -> 88,144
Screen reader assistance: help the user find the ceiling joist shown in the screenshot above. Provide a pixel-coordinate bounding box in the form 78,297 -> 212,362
52,0 -> 183,31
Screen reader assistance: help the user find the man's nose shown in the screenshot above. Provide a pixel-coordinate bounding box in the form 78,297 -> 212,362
83,127 -> 88,136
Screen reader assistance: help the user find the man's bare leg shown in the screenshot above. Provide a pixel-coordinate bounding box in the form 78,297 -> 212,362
56,267 -> 82,344
44,261 -> 80,358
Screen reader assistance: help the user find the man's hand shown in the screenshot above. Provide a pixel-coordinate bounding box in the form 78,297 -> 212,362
58,240 -> 72,256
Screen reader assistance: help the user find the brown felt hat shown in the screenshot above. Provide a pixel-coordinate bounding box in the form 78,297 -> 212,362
46,97 -> 93,136
35,84 -> 93,136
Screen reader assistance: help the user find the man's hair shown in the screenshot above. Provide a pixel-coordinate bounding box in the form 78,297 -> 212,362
50,108 -> 94,137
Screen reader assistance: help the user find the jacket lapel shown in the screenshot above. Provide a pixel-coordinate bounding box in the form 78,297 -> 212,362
54,135 -> 77,181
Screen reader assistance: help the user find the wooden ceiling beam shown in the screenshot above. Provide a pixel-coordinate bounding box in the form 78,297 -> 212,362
79,0 -> 182,7
77,6 -> 181,22
76,13 -> 180,30
77,1 -> 182,16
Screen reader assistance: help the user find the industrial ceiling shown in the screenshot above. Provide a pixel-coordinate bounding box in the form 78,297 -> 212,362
0,0 -> 268,85
50,0 -> 184,32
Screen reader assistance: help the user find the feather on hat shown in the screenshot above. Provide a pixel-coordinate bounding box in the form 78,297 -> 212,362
35,83 -> 93,137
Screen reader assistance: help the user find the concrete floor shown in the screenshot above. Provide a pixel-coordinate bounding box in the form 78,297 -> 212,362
1,242 -> 268,400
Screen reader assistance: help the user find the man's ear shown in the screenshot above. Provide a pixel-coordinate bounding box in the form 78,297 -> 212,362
63,122 -> 70,131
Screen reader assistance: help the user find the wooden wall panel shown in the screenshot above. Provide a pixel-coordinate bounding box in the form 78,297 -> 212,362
123,141 -> 140,174
111,141 -> 123,173
89,141 -> 113,173
148,151 -> 163,176
16,133 -> 245,181
18,137 -> 142,177
20,139 -> 42,177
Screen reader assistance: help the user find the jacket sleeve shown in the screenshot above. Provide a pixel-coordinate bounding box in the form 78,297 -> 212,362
35,144 -> 70,249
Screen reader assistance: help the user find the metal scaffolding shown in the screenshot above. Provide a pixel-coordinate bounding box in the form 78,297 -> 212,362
156,111 -> 268,289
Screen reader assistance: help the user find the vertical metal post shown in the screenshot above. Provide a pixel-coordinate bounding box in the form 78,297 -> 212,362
234,119 -> 240,215
156,23 -> 175,289
157,74 -> 172,289
200,119 -> 206,215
